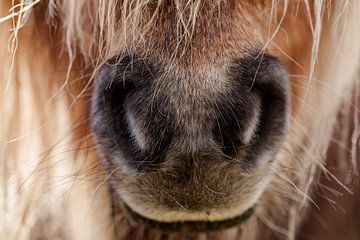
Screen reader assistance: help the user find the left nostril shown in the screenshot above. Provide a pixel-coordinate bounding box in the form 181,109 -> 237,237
91,55 -> 152,169
91,55 -> 176,171
125,111 -> 147,151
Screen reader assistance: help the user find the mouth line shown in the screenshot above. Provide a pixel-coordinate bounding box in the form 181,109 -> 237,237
123,204 -> 256,233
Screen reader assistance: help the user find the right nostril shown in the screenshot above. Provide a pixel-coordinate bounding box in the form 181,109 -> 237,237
212,91 -> 262,158
213,53 -> 290,167
233,53 -> 290,168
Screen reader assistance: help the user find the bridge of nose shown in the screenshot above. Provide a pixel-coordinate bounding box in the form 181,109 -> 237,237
155,67 -> 233,151
125,59 -> 260,158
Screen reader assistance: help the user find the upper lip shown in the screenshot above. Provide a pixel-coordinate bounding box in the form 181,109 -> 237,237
123,203 -> 256,232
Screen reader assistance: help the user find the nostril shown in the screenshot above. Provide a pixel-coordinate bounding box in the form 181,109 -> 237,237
229,53 -> 290,168
125,111 -> 147,151
91,55 -> 176,171
212,53 -> 289,167
212,91 -> 262,158
91,55 -> 153,169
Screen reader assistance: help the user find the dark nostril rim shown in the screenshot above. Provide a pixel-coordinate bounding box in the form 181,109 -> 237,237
213,53 -> 290,167
241,54 -> 290,168
91,55 -> 151,169
212,91 -> 261,158
91,55 -> 176,171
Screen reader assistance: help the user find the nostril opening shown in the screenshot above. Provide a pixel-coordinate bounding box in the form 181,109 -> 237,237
91,54 -> 177,171
237,53 -> 290,168
213,53 -> 290,167
91,55 -> 154,169
212,93 -> 262,158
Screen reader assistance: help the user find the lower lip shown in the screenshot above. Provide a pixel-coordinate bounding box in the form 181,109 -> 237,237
123,203 -> 256,233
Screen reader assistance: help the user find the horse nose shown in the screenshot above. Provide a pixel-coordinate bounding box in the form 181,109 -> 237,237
91,53 -> 290,171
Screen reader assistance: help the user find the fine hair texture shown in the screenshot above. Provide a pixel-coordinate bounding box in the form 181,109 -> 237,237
1,1 -> 360,240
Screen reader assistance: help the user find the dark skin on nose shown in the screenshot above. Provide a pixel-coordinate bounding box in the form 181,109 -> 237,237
91,52 -> 290,231
92,53 -> 288,171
